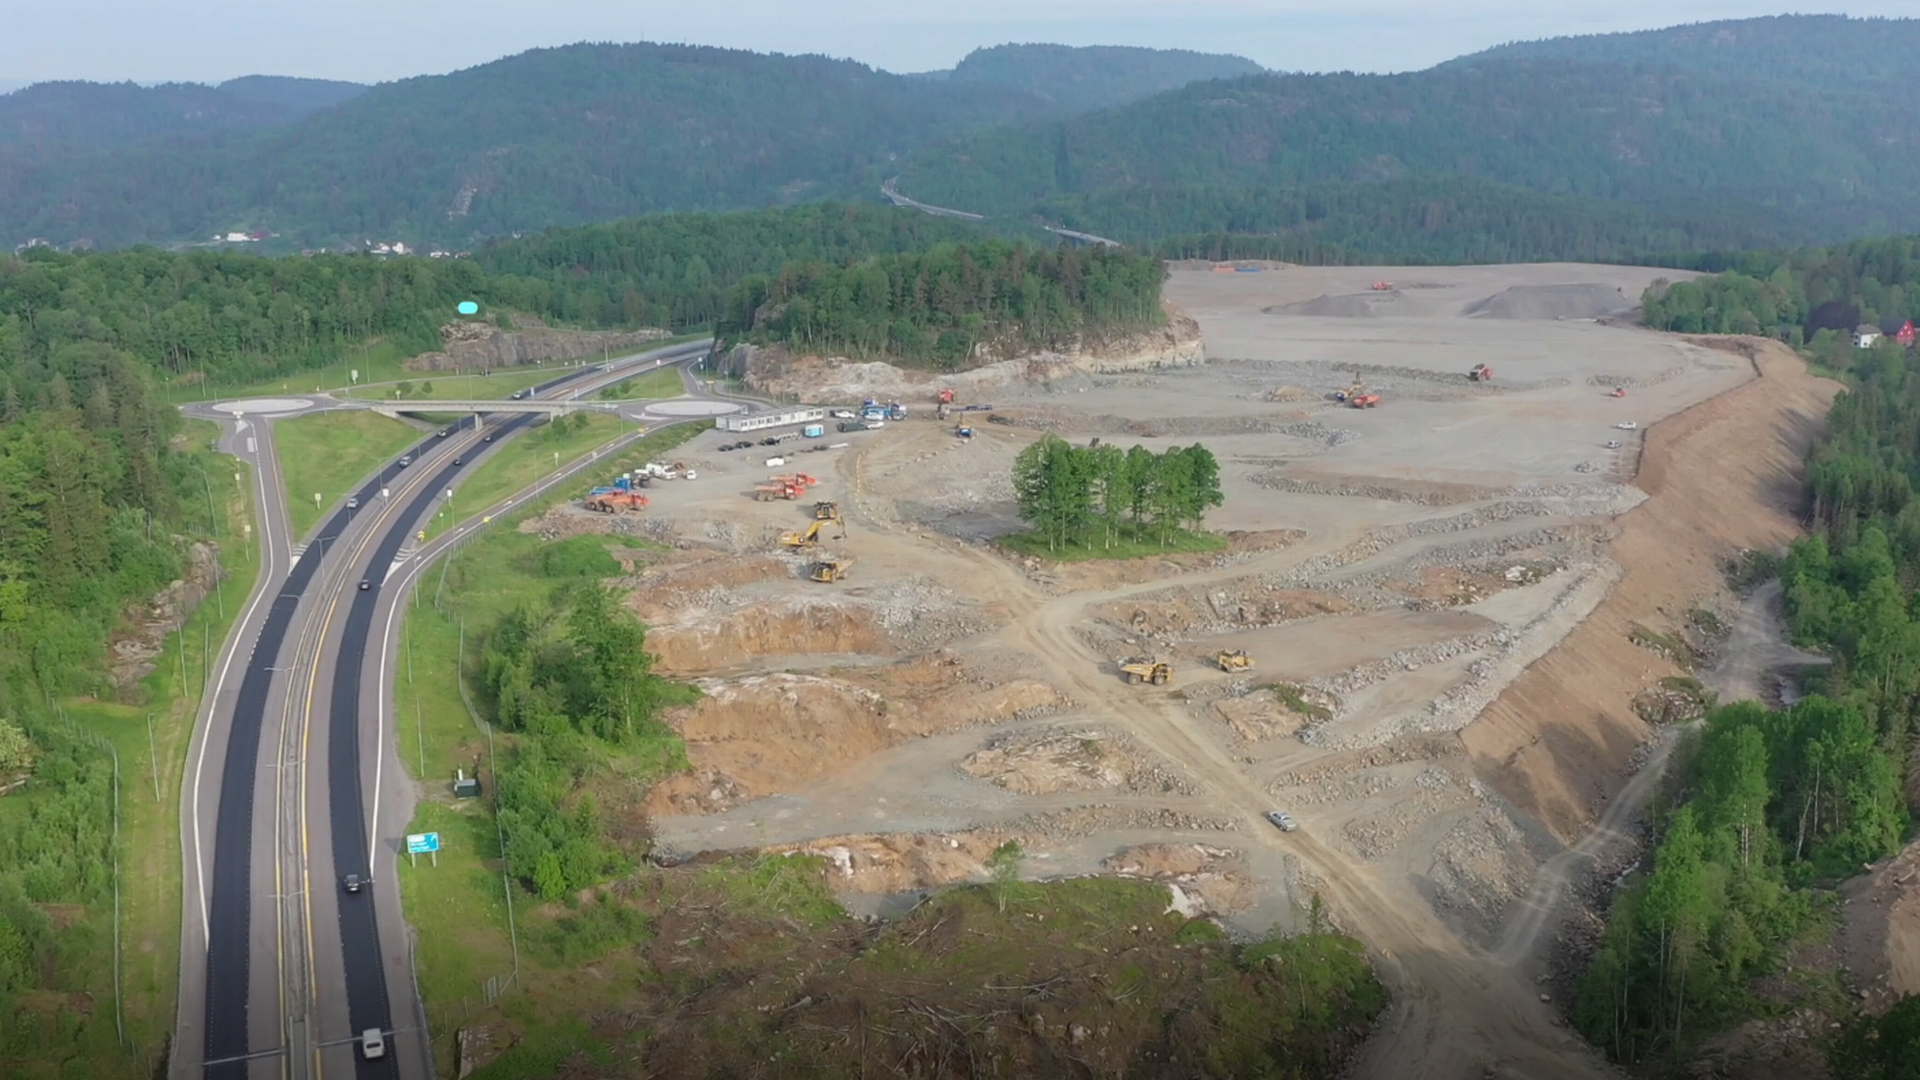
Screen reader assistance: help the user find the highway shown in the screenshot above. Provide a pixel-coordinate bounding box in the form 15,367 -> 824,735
174,340 -> 715,1080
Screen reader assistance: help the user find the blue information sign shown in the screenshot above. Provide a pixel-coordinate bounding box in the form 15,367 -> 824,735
405,832 -> 441,855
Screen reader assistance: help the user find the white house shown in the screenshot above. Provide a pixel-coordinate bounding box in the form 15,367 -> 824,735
223,232 -> 252,243
1855,323 -> 1883,348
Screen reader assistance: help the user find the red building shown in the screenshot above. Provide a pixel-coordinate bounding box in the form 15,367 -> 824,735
1899,320 -> 1917,348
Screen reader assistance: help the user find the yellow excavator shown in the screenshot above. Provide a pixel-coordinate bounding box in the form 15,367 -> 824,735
809,558 -> 852,583
779,518 -> 844,548
1214,649 -> 1253,672
1119,657 -> 1171,686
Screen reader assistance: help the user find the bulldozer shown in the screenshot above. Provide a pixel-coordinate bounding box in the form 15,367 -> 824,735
1214,649 -> 1253,672
809,558 -> 852,583
1119,657 -> 1171,686
779,518 -> 845,548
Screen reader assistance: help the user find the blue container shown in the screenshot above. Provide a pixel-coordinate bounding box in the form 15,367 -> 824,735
803,424 -> 825,438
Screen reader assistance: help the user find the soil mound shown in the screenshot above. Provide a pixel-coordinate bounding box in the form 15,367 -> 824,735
1270,293 -> 1387,318
1465,284 -> 1631,321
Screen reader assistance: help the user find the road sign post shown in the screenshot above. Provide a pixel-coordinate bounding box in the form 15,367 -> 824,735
406,832 -> 440,868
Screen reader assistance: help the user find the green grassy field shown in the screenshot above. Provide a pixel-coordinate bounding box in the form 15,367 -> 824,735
998,523 -> 1228,561
19,420 -> 262,1080
596,365 -> 686,400
275,411 -> 422,539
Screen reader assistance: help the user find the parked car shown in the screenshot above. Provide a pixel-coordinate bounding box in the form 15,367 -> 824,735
760,437 -> 780,446
1265,811 -> 1298,833
831,410 -> 855,419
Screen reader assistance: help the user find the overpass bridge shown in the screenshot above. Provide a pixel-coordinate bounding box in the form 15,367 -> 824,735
363,397 -> 624,419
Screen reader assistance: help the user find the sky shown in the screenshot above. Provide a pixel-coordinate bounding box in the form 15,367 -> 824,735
2,1 -> 1915,85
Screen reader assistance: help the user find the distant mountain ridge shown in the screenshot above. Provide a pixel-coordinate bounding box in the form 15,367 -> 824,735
0,75 -> 366,153
0,41 -> 1266,251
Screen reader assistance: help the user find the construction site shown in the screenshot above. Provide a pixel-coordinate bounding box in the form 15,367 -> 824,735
523,262 -> 1881,1077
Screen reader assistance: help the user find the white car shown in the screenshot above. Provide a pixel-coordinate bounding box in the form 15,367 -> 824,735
360,1027 -> 386,1060
1615,421 -> 1638,430
831,410 -> 856,419
1265,811 -> 1298,833
765,456 -> 786,467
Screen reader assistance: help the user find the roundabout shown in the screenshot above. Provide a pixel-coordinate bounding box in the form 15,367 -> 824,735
210,397 -> 315,417
643,398 -> 744,417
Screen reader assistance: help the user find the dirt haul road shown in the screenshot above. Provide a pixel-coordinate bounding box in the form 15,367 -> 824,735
626,265 -> 1837,1080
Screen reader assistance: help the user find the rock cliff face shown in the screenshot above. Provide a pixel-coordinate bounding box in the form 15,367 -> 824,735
404,318 -> 670,372
727,306 -> 1204,402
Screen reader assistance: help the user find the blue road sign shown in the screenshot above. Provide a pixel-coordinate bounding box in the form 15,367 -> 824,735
406,832 -> 441,855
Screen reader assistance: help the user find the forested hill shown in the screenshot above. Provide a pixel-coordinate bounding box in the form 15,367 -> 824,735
939,44 -> 1262,112
0,76 -> 365,153
894,43 -> 1920,252
0,41 -> 1256,253
1451,14 -> 1920,88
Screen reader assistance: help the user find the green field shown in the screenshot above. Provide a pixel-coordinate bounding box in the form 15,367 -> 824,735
998,523 -> 1228,561
14,420 -> 262,1080
596,364 -> 687,400
275,411 -> 422,539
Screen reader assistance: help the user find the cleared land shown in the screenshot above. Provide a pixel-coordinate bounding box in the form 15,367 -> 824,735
412,262 -> 1847,1078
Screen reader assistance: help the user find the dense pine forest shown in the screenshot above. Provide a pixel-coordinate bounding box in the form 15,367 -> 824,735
717,241 -> 1165,367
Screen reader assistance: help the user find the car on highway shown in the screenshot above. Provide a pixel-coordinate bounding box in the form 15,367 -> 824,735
438,429 -> 449,437
359,580 -> 370,591
483,434 -> 494,442
360,1027 -> 386,1060
453,456 -> 464,465
1265,811 -> 1298,833
346,496 -> 359,509
510,390 -> 527,400
398,455 -> 411,467
343,872 -> 364,893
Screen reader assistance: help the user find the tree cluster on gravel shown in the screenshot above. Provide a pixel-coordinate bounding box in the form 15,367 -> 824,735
1010,435 -> 1223,552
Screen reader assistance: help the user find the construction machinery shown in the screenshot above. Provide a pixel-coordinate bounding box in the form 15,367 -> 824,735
1370,281 -> 1393,291
755,480 -> 802,501
1350,393 -> 1381,408
1214,649 -> 1253,672
1468,363 -> 1493,382
937,388 -> 956,405
809,558 -> 852,583
955,425 -> 974,440
1610,387 -> 1627,398
1333,371 -> 1366,402
585,490 -> 649,513
814,501 -> 841,521
1119,657 -> 1171,686
779,517 -> 846,548
770,472 -> 819,490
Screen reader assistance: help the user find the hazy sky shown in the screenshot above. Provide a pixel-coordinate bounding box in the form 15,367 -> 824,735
4,2 -> 1914,85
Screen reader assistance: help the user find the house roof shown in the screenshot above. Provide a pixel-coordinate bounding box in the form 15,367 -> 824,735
1882,316 -> 1916,336
1857,324 -> 1882,335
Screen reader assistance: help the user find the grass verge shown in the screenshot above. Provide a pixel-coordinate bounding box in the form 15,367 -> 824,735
5,420 -> 262,1080
276,410 -> 422,538
595,365 -> 685,400
999,523 -> 1228,562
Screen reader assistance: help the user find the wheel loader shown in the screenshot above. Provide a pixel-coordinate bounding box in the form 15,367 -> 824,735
1119,657 -> 1171,686
1214,649 -> 1252,672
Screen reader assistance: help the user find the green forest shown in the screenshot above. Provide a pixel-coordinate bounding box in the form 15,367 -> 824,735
718,241 -> 1165,367
1052,179 -> 1831,264
0,42 -> 1251,252
895,51 -> 1920,246
1011,436 -> 1224,554
0,205 -> 1046,397
1578,242 -> 1920,1065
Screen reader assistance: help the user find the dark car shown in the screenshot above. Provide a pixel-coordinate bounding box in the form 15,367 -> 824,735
453,457 -> 463,465
482,434 -> 493,442
761,437 -> 780,446
359,580 -> 371,591
344,873 -> 364,893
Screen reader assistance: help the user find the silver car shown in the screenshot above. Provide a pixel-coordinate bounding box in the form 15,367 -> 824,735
1265,811 -> 1298,833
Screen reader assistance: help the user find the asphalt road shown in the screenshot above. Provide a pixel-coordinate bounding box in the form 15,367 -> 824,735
175,341 -> 714,1080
